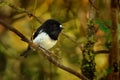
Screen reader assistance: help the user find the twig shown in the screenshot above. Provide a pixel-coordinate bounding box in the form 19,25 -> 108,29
0,19 -> 89,80
4,2 -> 43,23
94,50 -> 109,54
61,32 -> 83,50
89,0 -> 111,29
89,0 -> 99,10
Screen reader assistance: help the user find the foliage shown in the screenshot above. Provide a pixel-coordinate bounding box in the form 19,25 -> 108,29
95,19 -> 111,33
0,0 -> 119,80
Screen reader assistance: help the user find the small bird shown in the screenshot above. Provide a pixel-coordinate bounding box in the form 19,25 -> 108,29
20,19 -> 63,57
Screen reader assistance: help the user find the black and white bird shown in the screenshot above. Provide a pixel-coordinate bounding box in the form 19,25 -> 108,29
20,19 -> 63,57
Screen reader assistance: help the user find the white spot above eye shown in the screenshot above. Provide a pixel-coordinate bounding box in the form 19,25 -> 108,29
60,25 -> 62,28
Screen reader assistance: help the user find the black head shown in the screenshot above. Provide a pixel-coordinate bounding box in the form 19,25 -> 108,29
41,19 -> 63,40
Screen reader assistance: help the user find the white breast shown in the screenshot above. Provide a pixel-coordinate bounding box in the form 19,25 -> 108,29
33,32 -> 57,49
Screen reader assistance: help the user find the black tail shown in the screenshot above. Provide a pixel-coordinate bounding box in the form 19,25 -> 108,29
20,46 -> 32,57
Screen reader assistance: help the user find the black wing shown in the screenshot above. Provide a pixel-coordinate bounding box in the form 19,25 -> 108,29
33,26 -> 42,39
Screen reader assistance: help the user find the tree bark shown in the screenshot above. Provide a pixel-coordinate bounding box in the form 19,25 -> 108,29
107,0 -> 119,80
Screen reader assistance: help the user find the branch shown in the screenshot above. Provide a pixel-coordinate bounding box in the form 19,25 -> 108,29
0,2 -> 89,79
107,0 -> 119,79
81,0 -> 96,79
0,19 -> 89,80
0,19 -> 29,42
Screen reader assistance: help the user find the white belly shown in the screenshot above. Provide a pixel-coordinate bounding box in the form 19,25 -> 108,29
33,32 -> 57,49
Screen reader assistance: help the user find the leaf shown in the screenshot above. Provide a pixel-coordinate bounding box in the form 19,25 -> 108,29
105,20 -> 112,26
106,67 -> 112,75
95,19 -> 110,33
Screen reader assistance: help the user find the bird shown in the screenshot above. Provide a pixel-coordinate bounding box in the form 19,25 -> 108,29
20,19 -> 63,57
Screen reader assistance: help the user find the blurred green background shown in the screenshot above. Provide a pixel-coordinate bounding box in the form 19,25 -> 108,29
0,0 -> 112,80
